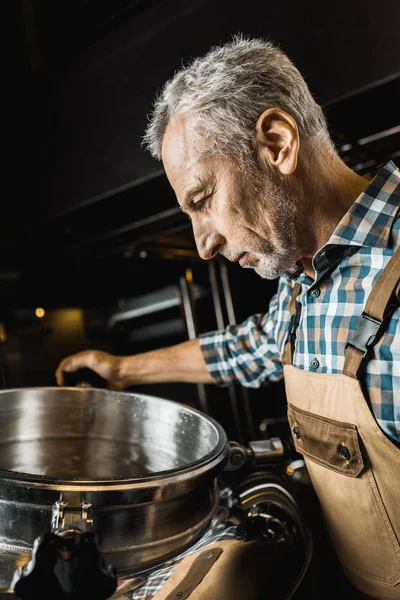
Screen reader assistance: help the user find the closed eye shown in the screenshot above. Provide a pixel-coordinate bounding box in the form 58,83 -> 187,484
195,194 -> 212,213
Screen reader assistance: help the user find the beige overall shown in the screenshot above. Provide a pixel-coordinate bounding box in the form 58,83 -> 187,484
151,248 -> 400,600
284,247 -> 400,599
150,539 -> 278,600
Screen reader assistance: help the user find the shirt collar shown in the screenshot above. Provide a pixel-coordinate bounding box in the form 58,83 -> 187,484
326,160 -> 400,249
282,161 -> 400,282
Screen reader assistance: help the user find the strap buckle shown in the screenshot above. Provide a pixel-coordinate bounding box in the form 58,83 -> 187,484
346,302 -> 398,359
346,313 -> 381,358
288,301 -> 302,347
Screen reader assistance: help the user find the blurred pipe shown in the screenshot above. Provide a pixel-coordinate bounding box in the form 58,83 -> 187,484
179,271 -> 196,340
219,262 -> 236,324
208,261 -> 225,329
179,270 -> 209,414
0,322 -> 7,388
219,261 -> 257,442
208,261 -> 245,444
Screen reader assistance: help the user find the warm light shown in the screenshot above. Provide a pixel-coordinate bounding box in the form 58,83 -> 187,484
35,307 -> 45,319
185,268 -> 193,283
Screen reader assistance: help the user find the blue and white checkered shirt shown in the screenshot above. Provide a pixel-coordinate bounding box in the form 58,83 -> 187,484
200,161 -> 400,444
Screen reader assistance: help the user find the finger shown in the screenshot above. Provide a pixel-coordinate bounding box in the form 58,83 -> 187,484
55,367 -> 64,386
55,353 -> 89,386
55,358 -> 70,386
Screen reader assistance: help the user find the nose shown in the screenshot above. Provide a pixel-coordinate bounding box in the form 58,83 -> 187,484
195,231 -> 224,260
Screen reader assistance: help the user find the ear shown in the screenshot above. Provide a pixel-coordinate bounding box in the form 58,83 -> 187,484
254,108 -> 299,175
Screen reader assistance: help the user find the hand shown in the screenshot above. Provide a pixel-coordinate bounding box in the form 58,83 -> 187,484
55,350 -> 125,389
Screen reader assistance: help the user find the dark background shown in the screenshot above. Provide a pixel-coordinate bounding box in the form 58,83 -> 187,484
2,0 -> 400,441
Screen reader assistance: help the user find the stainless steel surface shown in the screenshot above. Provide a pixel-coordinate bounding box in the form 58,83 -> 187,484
0,387 -> 224,478
0,387 -> 228,592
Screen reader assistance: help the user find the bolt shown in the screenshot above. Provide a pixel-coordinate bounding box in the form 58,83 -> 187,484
230,450 -> 244,467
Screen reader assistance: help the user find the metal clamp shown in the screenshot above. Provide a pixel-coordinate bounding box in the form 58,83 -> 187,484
225,438 -> 284,471
52,497 -> 94,536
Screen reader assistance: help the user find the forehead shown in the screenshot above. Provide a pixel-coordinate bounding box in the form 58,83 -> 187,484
161,117 -> 233,203
161,117 -> 199,183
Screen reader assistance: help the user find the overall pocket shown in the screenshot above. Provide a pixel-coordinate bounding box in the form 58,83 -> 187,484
287,403 -> 400,586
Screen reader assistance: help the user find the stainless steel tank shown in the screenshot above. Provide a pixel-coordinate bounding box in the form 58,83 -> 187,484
0,387 -> 229,593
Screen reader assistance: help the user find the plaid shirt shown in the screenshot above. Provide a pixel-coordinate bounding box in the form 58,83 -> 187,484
200,161 -> 400,444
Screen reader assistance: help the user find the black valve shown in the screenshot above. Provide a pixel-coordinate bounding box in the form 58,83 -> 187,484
12,534 -> 64,600
12,533 -> 117,600
235,502 -> 293,546
69,532 -> 117,599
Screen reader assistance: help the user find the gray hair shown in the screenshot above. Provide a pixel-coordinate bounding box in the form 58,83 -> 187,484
143,35 -> 333,165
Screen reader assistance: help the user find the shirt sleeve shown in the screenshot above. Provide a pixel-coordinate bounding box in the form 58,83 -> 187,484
198,292 -> 283,388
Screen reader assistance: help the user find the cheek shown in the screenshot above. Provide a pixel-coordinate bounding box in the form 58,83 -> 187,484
219,196 -> 246,224
226,203 -> 263,234
214,189 -> 261,234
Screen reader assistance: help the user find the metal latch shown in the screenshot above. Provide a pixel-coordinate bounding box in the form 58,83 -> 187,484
51,496 -> 94,536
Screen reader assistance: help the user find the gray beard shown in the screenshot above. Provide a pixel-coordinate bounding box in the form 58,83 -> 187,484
250,171 -> 300,279
253,245 -> 298,279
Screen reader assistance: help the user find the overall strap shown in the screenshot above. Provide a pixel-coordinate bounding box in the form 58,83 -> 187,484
344,246 -> 400,379
282,283 -> 302,366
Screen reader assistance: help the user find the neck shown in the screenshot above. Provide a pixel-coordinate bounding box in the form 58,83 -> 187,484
296,144 -> 370,279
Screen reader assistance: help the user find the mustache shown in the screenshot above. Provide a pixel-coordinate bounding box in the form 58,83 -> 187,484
220,243 -> 274,263
219,249 -> 248,262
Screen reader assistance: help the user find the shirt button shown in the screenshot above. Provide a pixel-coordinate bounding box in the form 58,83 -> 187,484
310,358 -> 319,370
310,287 -> 320,298
339,444 -> 351,461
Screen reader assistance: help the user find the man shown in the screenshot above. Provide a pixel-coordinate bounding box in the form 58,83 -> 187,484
56,37 -> 400,599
